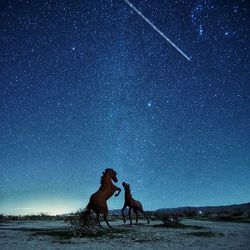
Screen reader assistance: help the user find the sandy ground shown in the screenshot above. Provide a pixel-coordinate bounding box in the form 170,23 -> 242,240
0,219 -> 249,249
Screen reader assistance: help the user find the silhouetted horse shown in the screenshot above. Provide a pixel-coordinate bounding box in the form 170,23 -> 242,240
81,168 -> 121,228
121,182 -> 149,225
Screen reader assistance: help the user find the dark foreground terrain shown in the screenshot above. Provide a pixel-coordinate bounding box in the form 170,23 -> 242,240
0,218 -> 249,249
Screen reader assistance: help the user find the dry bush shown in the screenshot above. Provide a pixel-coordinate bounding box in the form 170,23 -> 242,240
0,214 -> 6,223
64,209 -> 97,237
155,213 -> 182,225
183,210 -> 197,217
232,209 -> 243,217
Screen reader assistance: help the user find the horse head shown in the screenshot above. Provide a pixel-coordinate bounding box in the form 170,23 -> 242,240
122,182 -> 130,190
104,168 -> 118,183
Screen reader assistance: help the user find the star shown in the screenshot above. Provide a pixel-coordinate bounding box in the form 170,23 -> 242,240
0,0 -> 249,215
199,24 -> 204,36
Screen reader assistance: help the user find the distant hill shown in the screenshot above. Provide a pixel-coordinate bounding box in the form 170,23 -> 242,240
156,202 -> 250,214
108,202 -> 250,216
109,209 -> 122,215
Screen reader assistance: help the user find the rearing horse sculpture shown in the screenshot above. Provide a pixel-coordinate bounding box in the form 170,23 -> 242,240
81,168 -> 121,228
121,182 -> 150,225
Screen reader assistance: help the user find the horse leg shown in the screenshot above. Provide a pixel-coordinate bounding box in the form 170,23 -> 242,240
128,207 -> 132,225
133,207 -> 139,223
121,204 -> 126,223
144,212 -> 150,224
139,208 -> 150,224
115,187 -> 121,197
135,210 -> 139,223
96,213 -> 102,228
103,210 -> 112,229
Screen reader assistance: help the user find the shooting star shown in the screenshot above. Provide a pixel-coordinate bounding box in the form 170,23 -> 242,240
123,0 -> 191,61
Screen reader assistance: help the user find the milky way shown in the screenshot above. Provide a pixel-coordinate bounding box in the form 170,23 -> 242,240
0,0 -> 249,215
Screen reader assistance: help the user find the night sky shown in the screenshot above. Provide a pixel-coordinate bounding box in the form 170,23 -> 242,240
1,0 -> 249,215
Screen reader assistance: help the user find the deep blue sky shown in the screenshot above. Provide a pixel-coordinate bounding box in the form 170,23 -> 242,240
0,0 -> 249,215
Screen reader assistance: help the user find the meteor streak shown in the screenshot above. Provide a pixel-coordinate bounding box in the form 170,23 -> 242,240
123,0 -> 191,61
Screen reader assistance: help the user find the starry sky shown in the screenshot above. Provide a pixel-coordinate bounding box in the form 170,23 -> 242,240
0,0 -> 249,215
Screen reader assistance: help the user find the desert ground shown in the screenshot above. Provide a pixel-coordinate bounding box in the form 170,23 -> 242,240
0,218 -> 249,250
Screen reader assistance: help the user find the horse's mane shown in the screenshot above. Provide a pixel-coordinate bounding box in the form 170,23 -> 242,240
100,168 -> 115,185
100,173 -> 105,185
126,186 -> 132,195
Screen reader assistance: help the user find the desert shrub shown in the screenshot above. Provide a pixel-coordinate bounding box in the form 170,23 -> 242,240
8,215 -> 19,221
183,210 -> 197,217
0,214 -> 5,222
161,214 -> 170,224
148,214 -> 158,221
64,209 -> 98,237
203,212 -> 211,217
172,214 -> 182,223
232,209 -> 243,217
159,213 -> 182,225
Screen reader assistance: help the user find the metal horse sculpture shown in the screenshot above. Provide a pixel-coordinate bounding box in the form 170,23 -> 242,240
121,182 -> 150,225
81,168 -> 121,228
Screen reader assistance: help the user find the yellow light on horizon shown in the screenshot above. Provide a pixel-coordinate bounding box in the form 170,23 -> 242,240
2,198 -> 85,216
